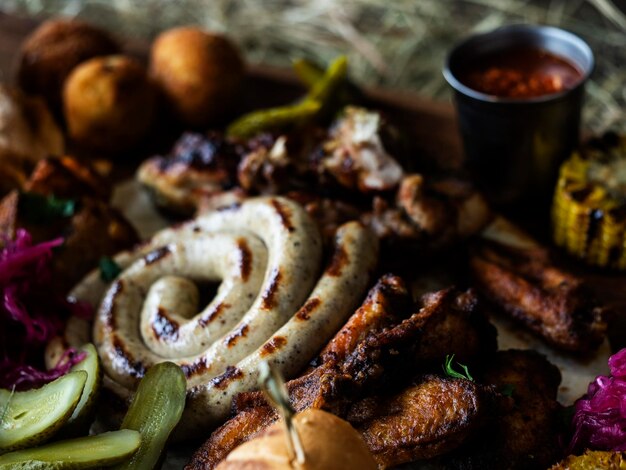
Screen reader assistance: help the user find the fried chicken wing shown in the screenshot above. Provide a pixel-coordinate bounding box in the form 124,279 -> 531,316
349,375 -> 491,467
470,240 -> 606,353
436,349 -> 563,470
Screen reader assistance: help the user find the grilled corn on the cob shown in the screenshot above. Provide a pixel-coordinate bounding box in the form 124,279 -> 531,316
552,132 -> 626,270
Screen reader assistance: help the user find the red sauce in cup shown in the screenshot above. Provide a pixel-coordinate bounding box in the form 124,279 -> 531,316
459,46 -> 583,98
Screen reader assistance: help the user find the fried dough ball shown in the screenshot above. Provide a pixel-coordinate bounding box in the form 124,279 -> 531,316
150,27 -> 245,127
63,55 -> 157,154
16,19 -> 119,117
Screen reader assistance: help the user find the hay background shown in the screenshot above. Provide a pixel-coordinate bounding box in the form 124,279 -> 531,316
3,0 -> 626,132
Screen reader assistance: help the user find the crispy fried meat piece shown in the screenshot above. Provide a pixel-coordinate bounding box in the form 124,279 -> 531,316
236,128 -> 328,195
137,132 -> 243,216
470,240 -> 606,352
186,279 -> 498,470
349,375 -> 492,468
237,134 -> 291,193
316,106 -> 404,192
24,156 -> 111,200
284,190 -> 364,243
340,288 -> 496,390
413,289 -> 497,366
436,349 -> 563,470
363,174 -> 492,246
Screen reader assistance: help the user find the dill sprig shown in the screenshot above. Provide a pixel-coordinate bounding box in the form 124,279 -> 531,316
443,354 -> 474,382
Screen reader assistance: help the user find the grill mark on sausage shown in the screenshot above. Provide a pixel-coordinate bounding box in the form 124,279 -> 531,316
101,280 -> 124,330
112,335 -> 145,378
260,336 -> 287,357
152,307 -> 180,341
295,297 -> 322,321
198,302 -> 231,327
211,366 -> 244,390
325,244 -> 349,277
237,237 -> 253,282
181,357 -> 209,378
261,268 -> 282,310
224,323 -> 249,348
144,246 -> 171,265
271,199 -> 295,232
218,202 -> 242,212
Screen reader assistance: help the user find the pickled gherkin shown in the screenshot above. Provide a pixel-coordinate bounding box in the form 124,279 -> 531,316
112,362 -> 186,470
227,55 -> 348,139
0,429 -> 140,469
226,100 -> 321,139
0,371 -> 86,453
62,344 -> 102,436
292,58 -> 324,87
552,132 -> 626,270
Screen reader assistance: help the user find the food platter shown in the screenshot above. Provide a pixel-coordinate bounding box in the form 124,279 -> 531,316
1,10 -> 626,470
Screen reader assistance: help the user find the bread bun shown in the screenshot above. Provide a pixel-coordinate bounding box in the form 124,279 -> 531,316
215,409 -> 377,470
150,27 -> 245,128
16,19 -> 119,117
63,55 -> 157,154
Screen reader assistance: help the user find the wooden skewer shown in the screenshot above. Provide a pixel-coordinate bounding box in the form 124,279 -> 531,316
258,360 -> 306,466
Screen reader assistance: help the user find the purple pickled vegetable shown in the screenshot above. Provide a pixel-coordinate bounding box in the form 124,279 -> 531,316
568,347 -> 626,453
0,229 -> 90,390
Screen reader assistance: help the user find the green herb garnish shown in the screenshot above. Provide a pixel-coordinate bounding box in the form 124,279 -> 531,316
443,354 -> 474,382
99,257 -> 122,282
19,192 -> 77,224
501,383 -> 515,397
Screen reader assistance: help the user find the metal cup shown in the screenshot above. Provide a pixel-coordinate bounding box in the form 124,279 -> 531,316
443,24 -> 594,206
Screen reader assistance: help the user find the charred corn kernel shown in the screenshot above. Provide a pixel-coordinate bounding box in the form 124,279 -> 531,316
551,132 -> 626,270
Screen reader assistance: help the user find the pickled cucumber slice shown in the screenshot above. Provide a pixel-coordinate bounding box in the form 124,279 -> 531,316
113,362 -> 186,470
0,429 -> 141,469
0,371 -> 87,453
226,100 -> 321,139
64,344 -> 101,435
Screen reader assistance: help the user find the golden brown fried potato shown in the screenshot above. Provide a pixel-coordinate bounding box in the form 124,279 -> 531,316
150,27 -> 245,127
16,19 -> 119,116
63,55 -> 157,154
